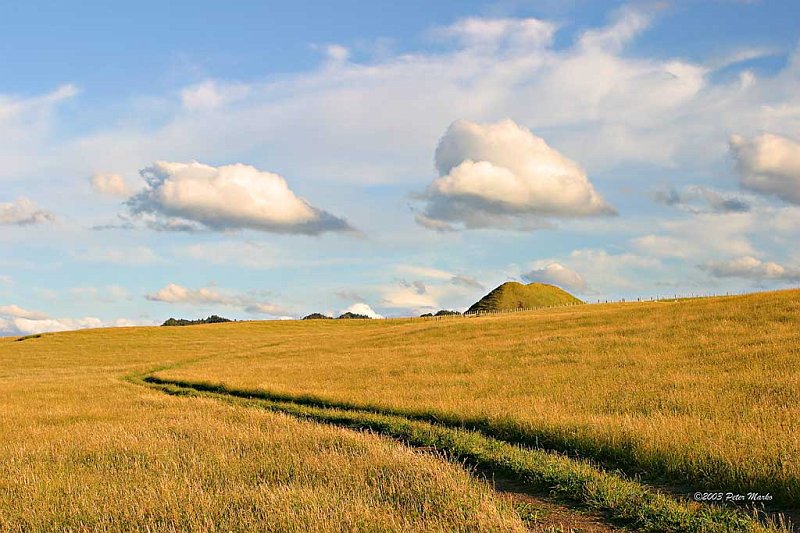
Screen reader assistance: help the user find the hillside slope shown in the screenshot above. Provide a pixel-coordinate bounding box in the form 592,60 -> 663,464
154,289 -> 800,510
467,281 -> 583,313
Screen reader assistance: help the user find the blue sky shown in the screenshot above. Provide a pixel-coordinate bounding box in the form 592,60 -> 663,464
2,0 -> 800,333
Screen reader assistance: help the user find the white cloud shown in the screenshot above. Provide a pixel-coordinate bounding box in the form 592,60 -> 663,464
380,268 -> 484,314
416,119 -> 615,230
0,198 -> 55,226
146,283 -> 290,317
394,264 -> 484,289
53,5 -> 732,192
19,4 -> 797,210
69,285 -> 131,303
730,133 -> 800,204
0,85 -> 77,182
702,255 -> 800,282
324,44 -> 350,63
76,246 -> 160,266
522,263 -> 587,292
553,249 -> 659,293
652,186 -> 751,213
451,274 -> 484,290
633,212 -> 756,260
0,304 -> 146,337
340,302 -> 383,319
90,173 -> 131,197
126,161 -> 353,235
632,234 -> 691,259
435,17 -> 556,50
395,265 -> 454,280
11,317 -> 104,335
243,302 -> 288,316
382,284 -> 439,313
0,304 -> 49,320
179,241 -> 358,270
146,284 -> 228,305
180,80 -> 250,111
577,5 -> 652,52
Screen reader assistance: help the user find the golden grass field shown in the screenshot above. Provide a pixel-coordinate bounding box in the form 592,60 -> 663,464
155,290 -> 800,508
0,326 -> 525,532
2,289 -> 798,531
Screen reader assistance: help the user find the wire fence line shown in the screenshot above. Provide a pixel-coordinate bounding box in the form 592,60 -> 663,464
410,289 -> 759,321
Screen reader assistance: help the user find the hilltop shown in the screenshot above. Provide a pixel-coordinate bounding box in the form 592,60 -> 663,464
466,282 -> 582,313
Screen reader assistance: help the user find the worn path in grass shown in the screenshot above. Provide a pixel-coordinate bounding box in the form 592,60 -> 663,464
140,374 -> 785,533
152,291 -> 800,515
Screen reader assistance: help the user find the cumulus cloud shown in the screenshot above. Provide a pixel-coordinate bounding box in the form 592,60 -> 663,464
126,161 -> 354,235
522,263 -> 587,292
702,256 -> 800,282
0,198 -> 55,226
341,302 -> 383,319
730,133 -> 800,204
652,186 -> 750,213
416,119 -> 615,231
146,283 -> 290,317
90,173 -> 131,197
0,304 -> 144,337
145,284 -> 231,306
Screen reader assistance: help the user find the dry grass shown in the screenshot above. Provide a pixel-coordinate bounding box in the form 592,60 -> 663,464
154,290 -> 800,506
0,328 -> 525,532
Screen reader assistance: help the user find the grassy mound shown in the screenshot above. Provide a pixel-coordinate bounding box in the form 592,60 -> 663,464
467,281 -> 583,313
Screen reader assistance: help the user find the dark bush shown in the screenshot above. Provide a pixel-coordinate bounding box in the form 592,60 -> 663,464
161,315 -> 233,327
337,312 -> 371,319
303,313 -> 333,320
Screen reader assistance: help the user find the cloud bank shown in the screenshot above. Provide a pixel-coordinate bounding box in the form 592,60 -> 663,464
146,283 -> 290,317
653,186 -> 751,213
90,173 -> 131,197
730,133 -> 800,205
702,256 -> 800,282
416,119 -> 615,231
126,161 -> 354,235
341,302 -> 383,319
0,198 -> 55,226
0,303 -> 139,337
522,263 -> 587,292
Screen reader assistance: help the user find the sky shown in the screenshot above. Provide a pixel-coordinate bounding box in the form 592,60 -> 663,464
2,0 -> 800,334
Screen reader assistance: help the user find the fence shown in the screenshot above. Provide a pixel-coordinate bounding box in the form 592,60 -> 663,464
411,289 -> 758,321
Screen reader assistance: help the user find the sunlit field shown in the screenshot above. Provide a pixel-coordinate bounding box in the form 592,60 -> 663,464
155,290 -> 800,509
0,328 -> 524,532
3,289 -> 798,531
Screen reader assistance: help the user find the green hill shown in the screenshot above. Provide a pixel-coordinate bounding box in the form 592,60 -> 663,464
466,282 -> 583,313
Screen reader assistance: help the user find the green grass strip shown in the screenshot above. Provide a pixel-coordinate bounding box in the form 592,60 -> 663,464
141,376 -> 783,533
142,375 -> 796,509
